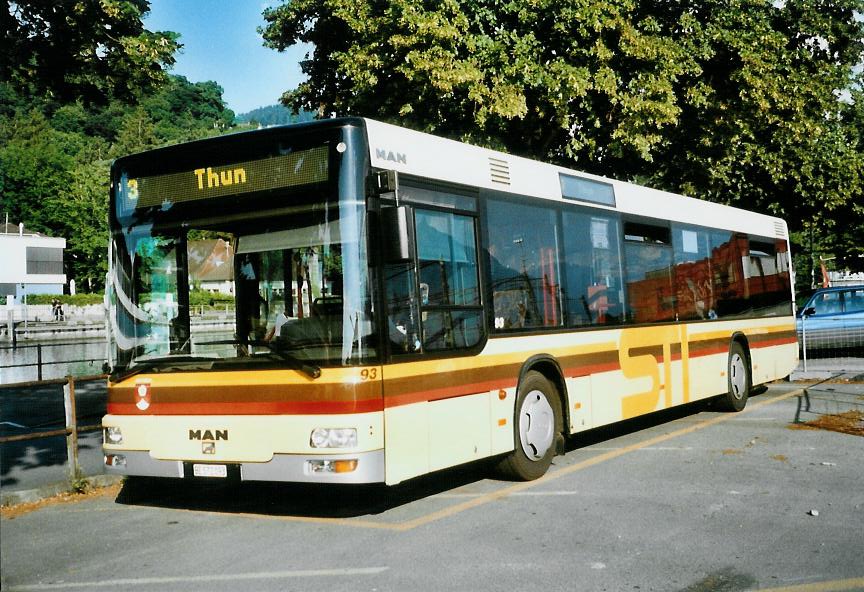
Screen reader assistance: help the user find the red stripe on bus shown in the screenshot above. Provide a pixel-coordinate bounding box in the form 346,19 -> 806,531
751,336 -> 798,348
107,398 -> 384,416
383,377 -> 517,408
107,335 -> 797,416
563,361 -> 621,377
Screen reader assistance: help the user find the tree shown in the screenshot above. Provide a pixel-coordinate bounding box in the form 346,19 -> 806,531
237,104 -> 315,127
1,0 -> 180,105
142,76 -> 236,144
262,0 -> 695,173
47,160 -> 111,291
0,74 -> 237,292
262,0 -> 864,285
0,110 -> 74,233
643,2 -> 863,215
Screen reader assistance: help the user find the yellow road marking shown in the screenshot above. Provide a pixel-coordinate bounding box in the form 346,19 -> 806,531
746,578 -> 864,592
394,387 -> 805,531
186,387 -> 804,532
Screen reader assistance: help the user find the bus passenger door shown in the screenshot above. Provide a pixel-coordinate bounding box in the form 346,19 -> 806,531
379,199 -> 486,484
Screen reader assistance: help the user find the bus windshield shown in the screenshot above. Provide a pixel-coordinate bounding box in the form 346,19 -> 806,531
106,133 -> 375,376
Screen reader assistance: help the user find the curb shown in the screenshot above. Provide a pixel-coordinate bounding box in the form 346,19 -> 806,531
0,474 -> 122,507
790,371 -> 841,382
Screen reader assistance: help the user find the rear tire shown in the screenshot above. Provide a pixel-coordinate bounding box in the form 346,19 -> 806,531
496,371 -> 562,481
717,342 -> 751,412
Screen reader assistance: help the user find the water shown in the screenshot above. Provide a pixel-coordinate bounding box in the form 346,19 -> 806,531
0,339 -> 108,384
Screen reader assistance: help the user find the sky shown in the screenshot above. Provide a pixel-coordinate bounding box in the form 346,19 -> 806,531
144,0 -> 309,115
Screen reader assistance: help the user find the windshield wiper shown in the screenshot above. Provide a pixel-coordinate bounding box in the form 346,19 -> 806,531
110,354 -> 217,382
256,343 -> 322,380
195,339 -> 322,380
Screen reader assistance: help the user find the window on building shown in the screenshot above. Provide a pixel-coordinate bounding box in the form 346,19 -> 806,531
26,247 -> 63,275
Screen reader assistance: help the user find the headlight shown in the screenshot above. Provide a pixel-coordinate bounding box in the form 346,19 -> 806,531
104,426 -> 123,445
310,427 -> 357,448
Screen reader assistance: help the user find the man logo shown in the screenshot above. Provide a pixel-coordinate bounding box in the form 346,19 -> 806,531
375,148 -> 407,165
189,429 -> 228,441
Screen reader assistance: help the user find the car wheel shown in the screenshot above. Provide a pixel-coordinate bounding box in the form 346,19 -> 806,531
496,371 -> 562,480
716,341 -> 751,412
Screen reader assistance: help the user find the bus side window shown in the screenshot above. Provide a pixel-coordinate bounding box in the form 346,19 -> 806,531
415,209 -> 482,351
672,226 -> 713,321
486,199 -> 562,330
384,261 -> 421,353
623,221 -> 675,324
561,211 -> 624,326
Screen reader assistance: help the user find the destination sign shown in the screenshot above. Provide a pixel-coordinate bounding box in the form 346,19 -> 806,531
120,146 -> 329,208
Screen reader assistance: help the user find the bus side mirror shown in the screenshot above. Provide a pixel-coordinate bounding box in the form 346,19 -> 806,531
382,205 -> 415,263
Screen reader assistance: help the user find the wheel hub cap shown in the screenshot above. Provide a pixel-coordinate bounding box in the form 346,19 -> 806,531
518,390 -> 554,460
730,353 -> 746,400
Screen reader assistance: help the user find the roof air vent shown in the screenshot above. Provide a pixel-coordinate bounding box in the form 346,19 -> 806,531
773,221 -> 787,239
489,157 -> 510,186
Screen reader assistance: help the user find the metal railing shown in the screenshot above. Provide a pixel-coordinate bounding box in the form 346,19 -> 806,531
0,341 -> 106,383
798,315 -> 864,372
0,375 -> 106,481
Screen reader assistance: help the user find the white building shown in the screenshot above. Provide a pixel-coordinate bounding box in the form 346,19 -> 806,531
0,222 -> 66,298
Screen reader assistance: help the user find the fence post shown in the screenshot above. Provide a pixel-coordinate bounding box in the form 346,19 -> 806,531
37,343 -> 43,381
802,317 -> 808,372
63,376 -> 80,479
5,307 -> 12,344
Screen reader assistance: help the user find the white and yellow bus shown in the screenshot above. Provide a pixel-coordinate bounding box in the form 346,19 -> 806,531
103,118 -> 797,485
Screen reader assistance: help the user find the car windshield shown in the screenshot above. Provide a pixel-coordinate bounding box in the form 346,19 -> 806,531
106,204 -> 376,375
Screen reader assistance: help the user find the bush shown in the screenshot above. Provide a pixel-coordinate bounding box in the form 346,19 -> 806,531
25,293 -> 104,306
189,290 -> 235,307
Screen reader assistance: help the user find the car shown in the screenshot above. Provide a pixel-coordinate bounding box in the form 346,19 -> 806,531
796,285 -> 864,352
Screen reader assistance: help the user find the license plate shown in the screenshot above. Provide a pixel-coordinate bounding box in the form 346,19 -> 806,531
192,464 -> 227,478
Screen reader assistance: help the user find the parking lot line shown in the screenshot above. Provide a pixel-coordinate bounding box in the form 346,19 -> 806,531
747,577 -> 864,592
393,387 -> 806,532
5,567 -> 390,591
157,388 -> 806,533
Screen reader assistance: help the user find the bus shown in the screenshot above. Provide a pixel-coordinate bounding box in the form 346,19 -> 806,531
102,118 -> 797,485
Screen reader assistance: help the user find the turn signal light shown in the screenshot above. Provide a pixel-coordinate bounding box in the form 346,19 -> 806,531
307,459 -> 358,474
104,454 -> 126,467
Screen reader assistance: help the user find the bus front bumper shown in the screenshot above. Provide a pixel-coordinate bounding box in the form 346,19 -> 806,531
103,449 -> 386,484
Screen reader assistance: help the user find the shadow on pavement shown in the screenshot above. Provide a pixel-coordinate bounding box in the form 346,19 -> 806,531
113,459 -> 498,519
0,380 -> 106,489
113,390 -> 762,518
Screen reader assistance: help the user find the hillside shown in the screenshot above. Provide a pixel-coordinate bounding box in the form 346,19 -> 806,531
236,105 -> 315,126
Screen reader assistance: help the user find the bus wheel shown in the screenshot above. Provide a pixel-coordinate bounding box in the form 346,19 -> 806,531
717,342 -> 751,412
497,371 -> 561,481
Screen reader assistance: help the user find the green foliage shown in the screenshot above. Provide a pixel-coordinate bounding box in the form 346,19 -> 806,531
0,3 -> 241,293
0,78 -> 236,291
1,0 -> 180,106
262,0 -> 864,282
189,290 -> 235,307
262,0 -> 700,166
27,294 -> 105,306
68,469 -> 90,495
236,104 -> 315,126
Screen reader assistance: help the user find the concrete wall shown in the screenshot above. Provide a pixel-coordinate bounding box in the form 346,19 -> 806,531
4,304 -> 105,322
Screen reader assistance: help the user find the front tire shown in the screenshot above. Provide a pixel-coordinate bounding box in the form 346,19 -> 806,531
717,342 -> 751,412
497,371 -> 562,480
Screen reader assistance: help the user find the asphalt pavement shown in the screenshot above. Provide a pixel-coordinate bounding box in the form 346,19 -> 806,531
0,378 -> 108,503
2,381 -> 863,592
